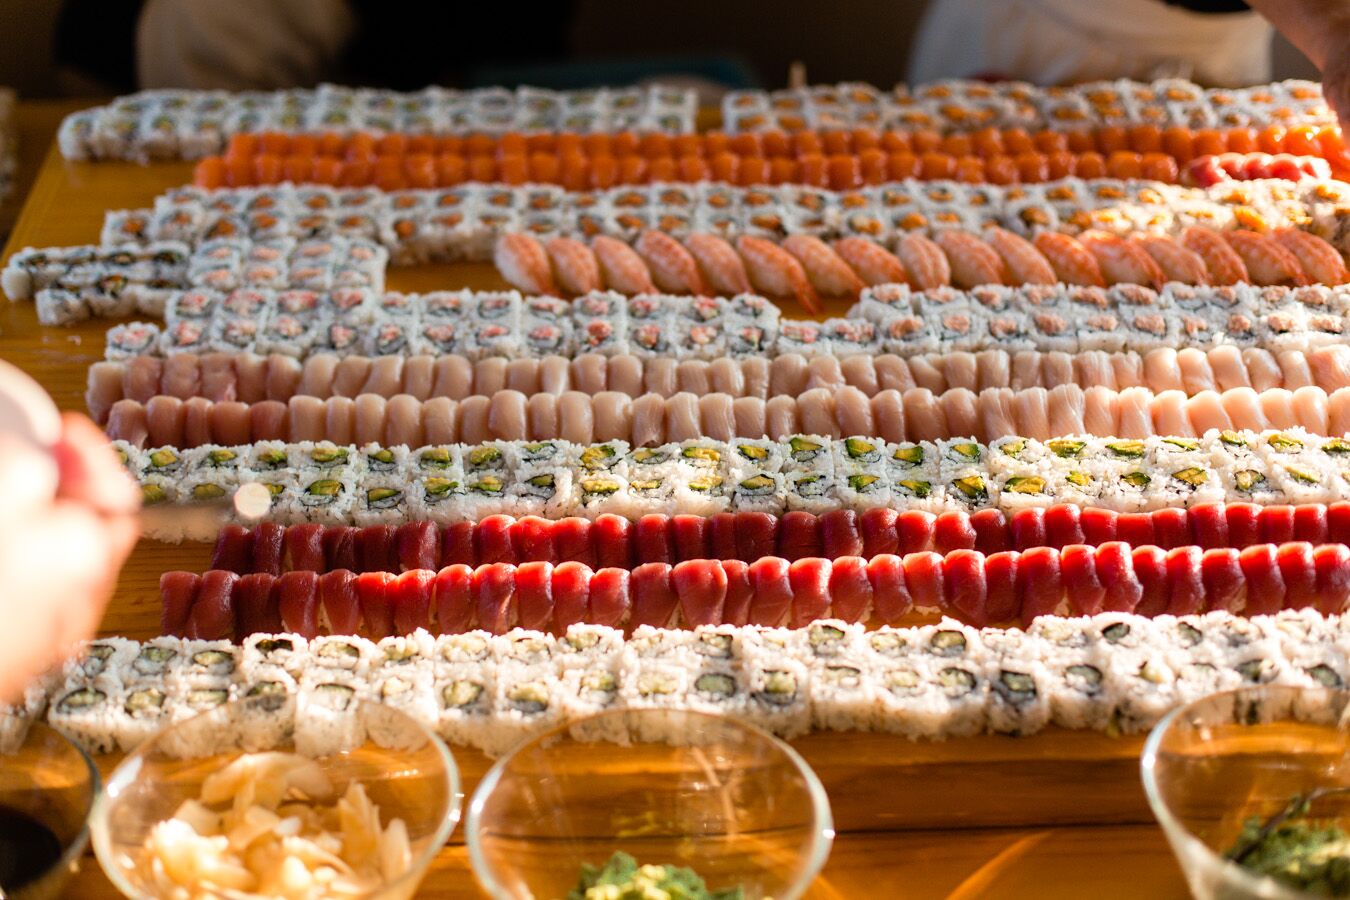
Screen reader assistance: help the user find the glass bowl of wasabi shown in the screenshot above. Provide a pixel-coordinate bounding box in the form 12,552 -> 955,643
91,694 -> 460,899
1142,685 -> 1350,900
466,708 -> 833,900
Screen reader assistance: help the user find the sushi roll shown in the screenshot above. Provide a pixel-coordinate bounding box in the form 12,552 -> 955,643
375,631 -> 436,673
309,635 -> 377,673
493,630 -> 556,673
489,669 -> 563,755
368,667 -> 436,735
125,637 -> 185,684
556,624 -> 624,671
240,633 -> 309,680
113,682 -> 175,751
294,669 -> 366,757
1028,618 -> 1114,731
62,637 -> 139,687
742,657 -> 811,739
434,632 -> 493,669
174,639 -> 238,687
49,683 -> 122,754
982,629 -> 1051,736
687,663 -> 748,720
433,664 -> 496,751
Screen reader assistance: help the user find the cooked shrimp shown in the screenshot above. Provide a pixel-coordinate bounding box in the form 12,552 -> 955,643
983,227 -> 1056,285
1076,229 -> 1165,287
1032,231 -> 1106,286
591,235 -> 657,295
1179,226 -> 1250,284
832,236 -> 908,286
781,234 -> 865,298
634,229 -> 709,295
1223,230 -> 1307,286
1269,228 -> 1348,285
1129,233 -> 1209,285
544,236 -> 602,295
735,235 -> 822,314
934,229 -> 1007,288
683,233 -> 752,295
895,232 -> 952,290
493,232 -> 557,295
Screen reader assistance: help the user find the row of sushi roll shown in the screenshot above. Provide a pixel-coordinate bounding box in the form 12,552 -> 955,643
81,345 -> 1350,425
97,382 -> 1350,452
158,544 -> 1350,638
202,502 -> 1350,576
89,177 -> 1350,263
57,85 -> 700,161
28,610 -> 1350,757
94,282 -> 1350,360
721,79 -> 1333,133
111,430 -> 1350,540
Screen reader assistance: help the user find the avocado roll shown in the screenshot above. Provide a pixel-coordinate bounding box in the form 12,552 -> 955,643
295,669 -> 366,757
434,665 -> 497,752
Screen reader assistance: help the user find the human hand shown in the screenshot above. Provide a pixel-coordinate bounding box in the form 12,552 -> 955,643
1321,37 -> 1350,133
0,413 -> 138,701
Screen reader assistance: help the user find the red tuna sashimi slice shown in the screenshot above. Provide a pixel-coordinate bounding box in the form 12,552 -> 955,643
553,517 -> 596,567
902,551 -> 944,612
1095,542 -> 1141,613
1115,514 -> 1156,549
277,571 -> 320,638
1293,505 -> 1329,545
1260,506 -> 1296,546
820,509 -> 863,558
211,524 -> 253,573
432,564 -> 473,634
1188,503 -> 1228,549
356,571 -> 396,638
789,557 -> 832,627
828,555 -> 872,623
1043,505 -> 1084,549
284,523 -> 326,573
160,571 -> 201,636
747,557 -> 793,627
1200,548 -> 1244,613
587,567 -> 629,627
472,563 -> 517,634
942,549 -> 988,626
1276,542 -> 1317,609
356,525 -> 397,573
321,526 -> 357,571
396,522 -> 439,572
970,509 -> 1010,554
722,559 -> 753,626
1313,544 -> 1350,614
1238,544 -> 1285,615
1165,546 -> 1204,615
1016,546 -> 1062,621
1079,507 -> 1119,546
1329,503 -> 1350,545
1061,544 -> 1105,616
1131,546 -> 1169,617
475,514 -> 517,565
511,515 -> 556,563
984,550 -> 1019,623
391,569 -> 434,634
440,522 -> 475,567
634,515 -> 673,564
630,562 -> 678,628
318,569 -> 361,635
671,515 -> 710,562
707,513 -> 739,561
251,522 -> 285,575
673,559 -> 728,626
234,572 -> 280,638
1151,508 -> 1192,550
189,570 -> 238,640
778,511 -> 822,560
593,515 -> 634,569
866,554 -> 911,624
933,511 -> 976,554
859,508 -> 900,557
515,561 -> 554,631
1009,507 -> 1045,552
735,512 -> 778,562
895,510 -> 936,554
1225,503 -> 1262,548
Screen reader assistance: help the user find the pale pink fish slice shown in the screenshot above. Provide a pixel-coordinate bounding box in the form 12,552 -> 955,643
1223,230 -> 1307,287
1129,233 -> 1209,285
1076,230 -> 1165,288
591,235 -> 657,295
1179,226 -> 1249,285
1269,229 -> 1347,285
833,236 -> 908,287
635,229 -> 709,295
895,232 -> 952,290
934,229 -> 1007,289
781,234 -> 865,298
544,236 -> 602,296
983,227 -> 1056,285
494,232 -> 557,295
1032,232 -> 1105,287
684,233 -> 752,295
735,235 -> 822,315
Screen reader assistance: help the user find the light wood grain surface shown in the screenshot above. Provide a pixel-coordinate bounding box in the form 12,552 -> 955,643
0,117 -> 1191,898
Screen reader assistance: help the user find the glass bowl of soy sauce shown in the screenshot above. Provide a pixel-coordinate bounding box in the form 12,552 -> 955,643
0,721 -> 100,899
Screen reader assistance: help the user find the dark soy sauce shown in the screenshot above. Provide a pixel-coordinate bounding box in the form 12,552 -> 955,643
0,806 -> 62,890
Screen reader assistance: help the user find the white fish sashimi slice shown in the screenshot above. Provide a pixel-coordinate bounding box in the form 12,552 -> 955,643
1114,387 -> 1154,438
871,391 -> 906,443
1292,385 -> 1329,436
974,350 -> 1010,392
1082,386 -> 1120,437
1258,388 -> 1298,429
1309,346 -> 1350,391
1046,384 -> 1086,437
1220,386 -> 1268,432
977,389 -> 1017,439
939,389 -> 979,441
1174,349 -> 1215,395
1010,387 -> 1050,441
1149,389 -> 1194,437
1142,349 -> 1183,393
835,386 -> 875,437
902,388 -> 948,442
1184,391 -> 1233,434
1275,350 -> 1314,390
1241,349 -> 1283,393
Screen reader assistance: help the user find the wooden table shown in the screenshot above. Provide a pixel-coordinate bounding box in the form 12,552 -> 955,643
0,118 -> 1193,898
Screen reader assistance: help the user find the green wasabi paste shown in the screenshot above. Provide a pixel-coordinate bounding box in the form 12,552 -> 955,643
566,851 -> 747,900
1230,802 -> 1350,896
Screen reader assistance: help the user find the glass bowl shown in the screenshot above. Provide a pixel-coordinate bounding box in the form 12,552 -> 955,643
91,696 -> 461,900
0,721 -> 100,900
1142,685 -> 1350,900
467,708 -> 833,900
